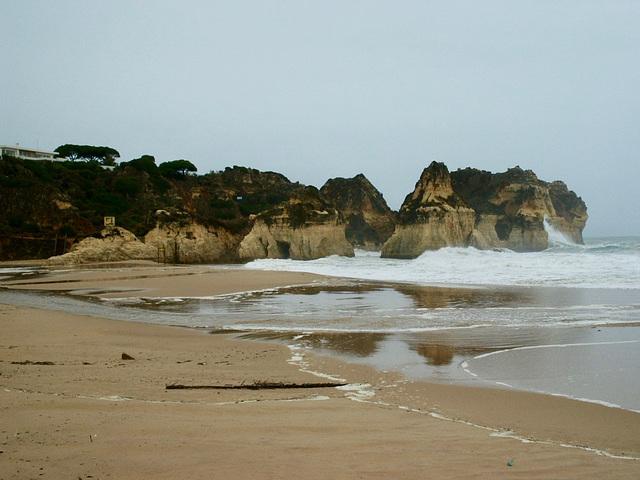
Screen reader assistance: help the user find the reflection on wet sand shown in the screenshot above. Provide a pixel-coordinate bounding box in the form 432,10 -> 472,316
239,331 -> 388,358
233,325 -> 617,387
251,282 -> 535,310
257,283 -> 385,297
395,284 -> 533,309
411,344 -> 456,366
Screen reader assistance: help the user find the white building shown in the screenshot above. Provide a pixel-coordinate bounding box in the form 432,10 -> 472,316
1,144 -> 63,161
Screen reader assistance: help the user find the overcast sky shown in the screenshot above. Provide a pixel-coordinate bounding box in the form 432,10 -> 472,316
2,1 -> 638,236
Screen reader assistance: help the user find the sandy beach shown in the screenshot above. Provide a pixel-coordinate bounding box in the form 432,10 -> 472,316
1,265 -> 640,478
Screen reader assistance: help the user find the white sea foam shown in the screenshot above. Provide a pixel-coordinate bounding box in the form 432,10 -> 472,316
544,217 -> 577,247
244,237 -> 640,290
470,339 -> 640,361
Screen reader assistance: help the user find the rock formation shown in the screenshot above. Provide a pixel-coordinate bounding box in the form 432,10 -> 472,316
320,174 -> 396,250
239,187 -> 354,260
46,212 -> 242,265
381,162 -> 476,258
2,153 -> 588,262
382,162 -> 587,258
451,166 -> 587,250
47,227 -> 155,265
144,209 -> 241,263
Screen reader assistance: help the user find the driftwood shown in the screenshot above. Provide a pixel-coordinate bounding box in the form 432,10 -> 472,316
11,360 -> 55,365
166,380 -> 347,390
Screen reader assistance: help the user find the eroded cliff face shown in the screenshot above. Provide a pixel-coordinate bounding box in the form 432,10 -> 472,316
381,162 -> 476,258
320,174 -> 396,250
47,227 -> 155,265
548,180 -> 589,243
3,154 -> 588,263
451,166 -> 587,251
239,188 -> 354,260
144,210 -> 242,263
382,162 -> 588,258
46,211 -> 244,265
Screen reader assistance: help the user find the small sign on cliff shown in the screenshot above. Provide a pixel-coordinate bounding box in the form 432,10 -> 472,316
104,216 -> 115,227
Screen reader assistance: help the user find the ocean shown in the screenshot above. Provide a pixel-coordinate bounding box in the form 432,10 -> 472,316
232,234 -> 640,412
1,232 -> 639,412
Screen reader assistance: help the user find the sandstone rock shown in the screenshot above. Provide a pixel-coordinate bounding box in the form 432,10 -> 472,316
451,166 -> 587,251
46,227 -> 155,265
381,162 -> 476,258
320,174 -> 396,250
382,162 -> 588,257
548,180 -> 589,243
144,210 -> 240,263
239,188 -> 354,261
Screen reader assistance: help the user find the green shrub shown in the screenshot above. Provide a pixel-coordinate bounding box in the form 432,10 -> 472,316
211,198 -> 235,209
1,176 -> 33,188
287,203 -> 307,229
90,192 -> 130,215
213,210 -> 236,220
152,176 -> 171,194
23,160 -> 53,182
115,176 -> 142,196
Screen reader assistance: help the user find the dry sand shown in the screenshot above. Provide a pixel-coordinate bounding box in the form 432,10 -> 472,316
1,266 -> 639,479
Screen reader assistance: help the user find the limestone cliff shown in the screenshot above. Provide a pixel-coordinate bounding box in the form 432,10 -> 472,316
381,162 -> 475,258
2,153 -> 587,262
239,187 -> 354,260
47,227 -> 155,265
144,209 -> 241,263
451,166 -> 587,250
320,174 -> 396,250
382,162 -> 588,258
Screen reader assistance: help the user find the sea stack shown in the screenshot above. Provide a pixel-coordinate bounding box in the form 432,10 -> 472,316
382,162 -> 588,258
320,174 -> 397,250
381,162 -> 476,258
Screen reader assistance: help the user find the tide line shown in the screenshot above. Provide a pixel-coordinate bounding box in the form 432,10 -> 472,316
286,344 -> 640,462
472,339 -> 640,361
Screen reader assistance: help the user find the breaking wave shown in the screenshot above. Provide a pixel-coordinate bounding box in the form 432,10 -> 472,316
245,237 -> 640,290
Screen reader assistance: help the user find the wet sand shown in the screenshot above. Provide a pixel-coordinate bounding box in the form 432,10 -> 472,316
1,266 -> 640,478
0,262 -> 328,298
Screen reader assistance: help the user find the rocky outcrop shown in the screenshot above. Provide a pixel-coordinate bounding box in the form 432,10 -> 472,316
46,212 -> 243,265
144,210 -> 241,263
239,187 -> 354,260
382,162 -> 587,258
548,180 -> 589,242
451,166 -> 587,250
320,174 -> 396,250
3,153 -> 588,262
381,162 -> 476,258
47,227 -> 155,265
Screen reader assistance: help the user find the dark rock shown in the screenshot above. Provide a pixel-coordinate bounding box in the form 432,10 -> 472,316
320,174 -> 396,249
383,162 -> 587,257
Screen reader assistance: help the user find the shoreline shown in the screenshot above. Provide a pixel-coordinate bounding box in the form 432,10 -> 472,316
3,264 -> 640,408
1,266 -> 640,477
3,264 -> 640,410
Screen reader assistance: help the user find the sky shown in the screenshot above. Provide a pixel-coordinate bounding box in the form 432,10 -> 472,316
2,1 -> 638,236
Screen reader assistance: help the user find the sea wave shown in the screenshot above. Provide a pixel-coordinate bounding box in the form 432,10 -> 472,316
245,237 -> 640,290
